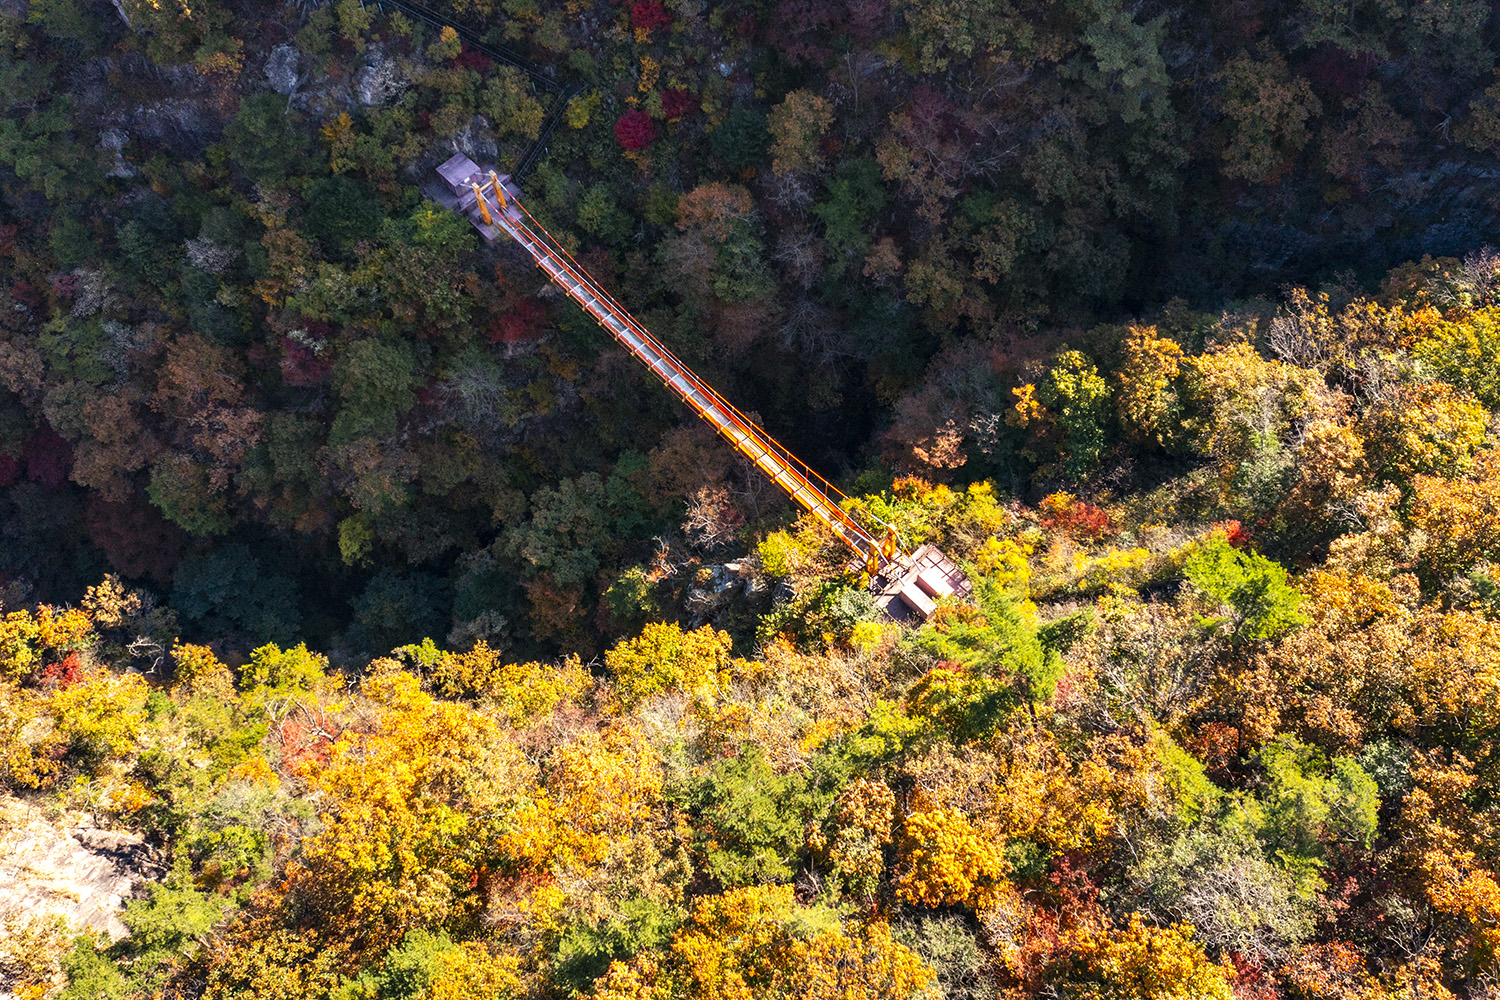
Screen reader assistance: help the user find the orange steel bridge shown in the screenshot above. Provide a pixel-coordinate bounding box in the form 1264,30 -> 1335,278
434,155 -> 969,616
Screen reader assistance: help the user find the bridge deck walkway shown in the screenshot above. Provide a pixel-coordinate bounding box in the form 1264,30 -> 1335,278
478,184 -> 885,566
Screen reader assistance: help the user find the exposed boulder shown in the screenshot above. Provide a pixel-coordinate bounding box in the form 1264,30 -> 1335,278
97,128 -> 136,178
264,43 -> 301,97
0,795 -> 163,941
450,115 -> 499,167
356,44 -> 412,107
124,99 -> 219,157
293,76 -> 354,122
685,562 -> 744,616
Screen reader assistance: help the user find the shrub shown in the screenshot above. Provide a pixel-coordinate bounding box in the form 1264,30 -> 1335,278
685,748 -> 816,887
913,576 -> 1063,712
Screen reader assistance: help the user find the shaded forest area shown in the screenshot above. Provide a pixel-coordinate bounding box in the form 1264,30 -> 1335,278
6,0 -> 1500,998
3,0 -> 1500,656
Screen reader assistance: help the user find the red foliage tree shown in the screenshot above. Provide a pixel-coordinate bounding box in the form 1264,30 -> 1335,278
277,712 -> 340,771
453,45 -> 491,73
1185,721 -> 1241,778
577,245 -> 618,281
24,428 -> 72,488
1213,519 -> 1250,548
9,279 -> 41,311
0,454 -> 18,487
769,0 -> 836,65
486,297 -> 547,344
1304,43 -> 1375,101
1039,493 -> 1114,543
661,88 -> 699,120
846,0 -> 891,44
281,338 -> 335,387
38,652 -> 83,690
1226,953 -> 1277,1000
615,110 -> 658,150
49,272 -> 79,300
630,0 -> 671,32
85,494 -> 187,584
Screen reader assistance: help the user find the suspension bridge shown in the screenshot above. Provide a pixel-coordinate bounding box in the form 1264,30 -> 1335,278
433,154 -> 970,620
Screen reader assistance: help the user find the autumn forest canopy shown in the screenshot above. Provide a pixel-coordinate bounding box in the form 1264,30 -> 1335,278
5,0 -> 1500,995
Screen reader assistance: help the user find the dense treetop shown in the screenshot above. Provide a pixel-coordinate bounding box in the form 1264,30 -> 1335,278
2,0 -> 1499,653
3,0 -> 1500,996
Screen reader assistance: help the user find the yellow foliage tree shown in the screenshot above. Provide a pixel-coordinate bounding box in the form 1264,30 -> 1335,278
47,669 -> 148,765
897,802 -> 1010,911
1114,325 -> 1185,450
1324,485 -> 1418,579
1236,570 -> 1413,748
1,604 -> 94,679
170,640 -> 231,688
984,729 -> 1148,860
421,940 -> 523,1000
1411,449 -> 1500,582
810,778 -> 895,900
1235,570 -> 1500,749
322,112 -> 357,174
1216,49 -> 1322,184
118,0 -> 233,67
1280,399 -> 1369,524
1414,305 -> 1500,406
420,639 -> 590,724
0,913 -> 72,1000
605,623 -> 732,708
1362,382 -> 1488,481
286,670 -> 533,961
768,90 -> 834,175
675,182 -> 755,243
1067,914 -> 1235,1000
497,722 -> 669,929
593,885 -> 934,1000
0,681 -> 56,788
202,919 -> 345,1000
1180,344 -> 1312,470
1423,848 -> 1500,974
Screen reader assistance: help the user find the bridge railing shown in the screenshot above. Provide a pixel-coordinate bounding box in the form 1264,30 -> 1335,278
489,194 -> 893,567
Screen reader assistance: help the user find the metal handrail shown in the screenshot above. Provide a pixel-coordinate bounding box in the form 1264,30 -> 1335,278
512,215 -> 870,506
511,204 -> 865,510
388,1 -> 907,569
493,198 -> 891,564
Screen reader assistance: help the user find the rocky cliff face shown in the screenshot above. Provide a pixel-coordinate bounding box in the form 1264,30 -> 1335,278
0,794 -> 162,941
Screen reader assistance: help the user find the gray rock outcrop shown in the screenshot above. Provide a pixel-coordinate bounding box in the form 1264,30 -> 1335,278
264,44 -> 301,97
0,796 -> 163,941
356,45 -> 412,106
